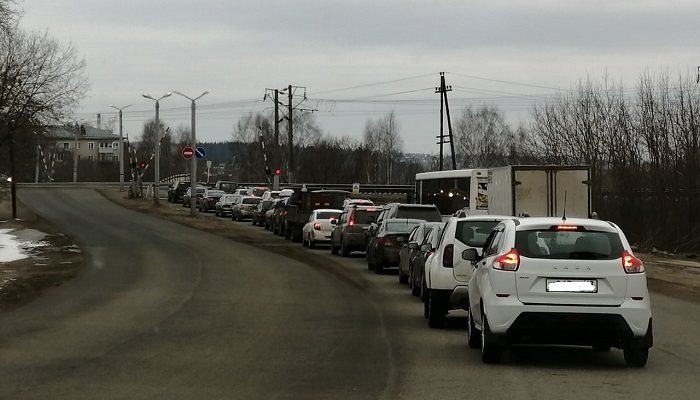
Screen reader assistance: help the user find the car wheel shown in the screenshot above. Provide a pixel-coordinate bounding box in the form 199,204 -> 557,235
398,266 -> 408,284
427,290 -> 446,328
423,289 -> 430,318
330,238 -> 339,255
592,344 -> 611,352
481,312 -> 502,364
302,233 -> 308,247
308,234 -> 315,249
340,240 -> 349,257
375,260 -> 384,274
623,340 -> 649,368
410,267 -> 420,297
467,306 -> 481,349
420,275 -> 428,302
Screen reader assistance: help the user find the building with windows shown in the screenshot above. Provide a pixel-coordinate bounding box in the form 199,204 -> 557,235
46,125 -> 122,163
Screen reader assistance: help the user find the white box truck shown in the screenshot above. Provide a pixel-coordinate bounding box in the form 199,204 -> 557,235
488,165 -> 591,218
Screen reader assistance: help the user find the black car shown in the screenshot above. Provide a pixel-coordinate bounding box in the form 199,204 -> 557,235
168,181 -> 191,203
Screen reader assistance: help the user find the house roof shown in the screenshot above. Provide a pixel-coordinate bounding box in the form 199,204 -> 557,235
46,125 -> 119,140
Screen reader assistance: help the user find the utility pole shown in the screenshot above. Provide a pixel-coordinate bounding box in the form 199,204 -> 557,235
288,84 -> 294,183
142,92 -> 171,205
265,85 -> 314,183
73,122 -> 79,182
9,126 -> 16,218
274,89 -> 280,146
34,145 -> 40,183
110,104 -> 131,191
435,72 -> 456,170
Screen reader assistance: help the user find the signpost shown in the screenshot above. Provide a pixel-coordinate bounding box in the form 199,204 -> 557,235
206,160 -> 212,184
182,147 -> 194,160
352,182 -> 360,195
195,146 -> 206,159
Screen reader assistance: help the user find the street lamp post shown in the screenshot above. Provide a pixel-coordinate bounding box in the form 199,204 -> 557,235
142,93 -> 171,204
173,90 -> 210,217
109,104 -> 132,191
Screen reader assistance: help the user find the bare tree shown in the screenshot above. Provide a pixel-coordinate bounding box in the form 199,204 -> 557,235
454,105 -> 513,168
0,0 -> 19,33
0,27 -> 89,129
362,112 -> 403,183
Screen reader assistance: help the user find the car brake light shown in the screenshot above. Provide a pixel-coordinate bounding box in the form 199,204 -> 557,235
379,237 -> 394,247
493,248 -> 520,271
313,222 -> 321,230
283,211 -> 288,216
442,244 -> 454,268
622,250 -> 645,274
556,225 -> 579,231
348,212 -> 355,227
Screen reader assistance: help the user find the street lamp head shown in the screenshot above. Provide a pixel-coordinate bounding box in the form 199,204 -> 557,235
161,92 -> 173,100
142,93 -> 154,100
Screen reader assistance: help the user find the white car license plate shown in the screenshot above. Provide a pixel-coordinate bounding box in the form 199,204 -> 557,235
546,279 -> 597,293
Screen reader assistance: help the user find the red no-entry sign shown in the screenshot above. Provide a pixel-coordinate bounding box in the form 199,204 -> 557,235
182,147 -> 194,160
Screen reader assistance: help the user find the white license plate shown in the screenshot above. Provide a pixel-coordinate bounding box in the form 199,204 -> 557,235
546,279 -> 598,293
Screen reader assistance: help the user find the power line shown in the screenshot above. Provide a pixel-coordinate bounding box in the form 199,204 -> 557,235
309,72 -> 437,95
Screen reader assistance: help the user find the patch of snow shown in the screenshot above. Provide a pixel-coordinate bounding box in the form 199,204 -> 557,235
0,228 -> 50,263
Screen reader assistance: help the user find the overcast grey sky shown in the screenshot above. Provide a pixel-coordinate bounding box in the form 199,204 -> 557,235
19,0 -> 700,153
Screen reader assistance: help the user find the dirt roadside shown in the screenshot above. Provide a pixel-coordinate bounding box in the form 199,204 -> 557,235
0,194 -> 83,312
98,188 -> 700,303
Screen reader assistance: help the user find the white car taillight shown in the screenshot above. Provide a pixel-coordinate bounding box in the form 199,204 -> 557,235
492,248 -> 520,271
622,250 -> 645,274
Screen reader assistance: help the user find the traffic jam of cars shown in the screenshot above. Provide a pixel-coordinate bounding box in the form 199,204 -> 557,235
165,165 -> 653,368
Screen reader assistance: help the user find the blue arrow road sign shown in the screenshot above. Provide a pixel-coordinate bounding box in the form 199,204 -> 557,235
195,147 -> 206,159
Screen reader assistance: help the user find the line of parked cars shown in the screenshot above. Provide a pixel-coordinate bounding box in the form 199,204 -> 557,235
166,179 -> 654,368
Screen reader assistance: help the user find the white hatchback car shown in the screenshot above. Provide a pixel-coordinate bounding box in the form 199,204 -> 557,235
423,215 -> 510,328
302,209 -> 343,248
463,217 -> 653,367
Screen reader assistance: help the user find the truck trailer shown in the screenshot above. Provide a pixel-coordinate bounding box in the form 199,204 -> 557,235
487,165 -> 591,218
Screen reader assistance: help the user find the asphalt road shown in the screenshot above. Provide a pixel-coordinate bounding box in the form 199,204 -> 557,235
1,188 -> 699,399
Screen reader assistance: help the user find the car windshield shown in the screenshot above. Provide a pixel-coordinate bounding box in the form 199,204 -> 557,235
386,221 -> 421,233
243,198 -> 261,205
455,221 -> 500,247
515,230 -> 624,260
317,211 -> 341,219
353,209 -> 380,224
207,190 -> 225,196
395,206 -> 442,222
218,183 -> 237,192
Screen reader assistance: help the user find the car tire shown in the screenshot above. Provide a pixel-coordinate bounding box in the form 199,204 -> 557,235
467,307 -> 481,349
427,290 -> 446,328
302,234 -> 307,247
410,268 -> 421,297
340,240 -> 349,257
308,234 -> 315,249
330,238 -> 339,255
481,313 -> 502,364
592,344 -> 611,352
398,267 -> 408,284
623,340 -> 649,368
423,289 -> 430,318
375,259 -> 384,274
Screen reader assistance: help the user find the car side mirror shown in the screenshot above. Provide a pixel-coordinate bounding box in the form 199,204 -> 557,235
420,243 -> 432,252
408,242 -> 418,250
462,248 -> 480,262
